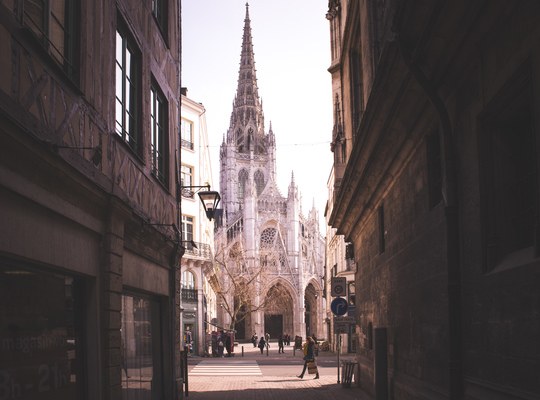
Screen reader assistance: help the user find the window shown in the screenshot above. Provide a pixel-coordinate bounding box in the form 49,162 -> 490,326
479,67 -> 537,272
236,128 -> 244,152
182,270 -> 195,289
180,118 -> 194,150
22,0 -> 79,79
181,270 -> 197,303
0,263 -> 86,399
350,48 -> 363,135
115,17 -> 141,152
151,0 -> 167,37
426,131 -> 442,208
151,83 -> 168,185
121,293 -> 163,399
254,170 -> 265,196
182,215 -> 194,243
181,165 -> 194,198
238,169 -> 248,200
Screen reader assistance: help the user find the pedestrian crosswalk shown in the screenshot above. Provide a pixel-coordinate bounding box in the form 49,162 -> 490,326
189,360 -> 262,376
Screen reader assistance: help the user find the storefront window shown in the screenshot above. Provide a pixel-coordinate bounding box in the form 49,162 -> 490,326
0,263 -> 85,399
121,293 -> 163,399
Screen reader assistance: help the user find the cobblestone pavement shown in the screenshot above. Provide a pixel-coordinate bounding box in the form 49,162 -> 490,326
182,343 -> 372,400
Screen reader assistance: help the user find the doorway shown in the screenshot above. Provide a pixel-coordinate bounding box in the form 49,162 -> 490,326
264,314 -> 283,340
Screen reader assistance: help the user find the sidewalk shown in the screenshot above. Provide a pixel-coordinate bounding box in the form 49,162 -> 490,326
184,342 -> 373,400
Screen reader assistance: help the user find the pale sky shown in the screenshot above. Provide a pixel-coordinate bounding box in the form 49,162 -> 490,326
182,0 -> 333,226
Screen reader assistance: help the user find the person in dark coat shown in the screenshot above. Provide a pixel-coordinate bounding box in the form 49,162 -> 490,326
278,335 -> 285,353
258,336 -> 266,354
297,336 -> 319,379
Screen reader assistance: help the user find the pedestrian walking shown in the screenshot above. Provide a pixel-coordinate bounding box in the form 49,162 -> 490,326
297,336 -> 319,379
251,333 -> 258,347
258,336 -> 266,354
278,335 -> 284,353
265,332 -> 270,349
217,331 -> 225,357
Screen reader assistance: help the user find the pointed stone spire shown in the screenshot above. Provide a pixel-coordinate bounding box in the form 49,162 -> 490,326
226,2 -> 266,154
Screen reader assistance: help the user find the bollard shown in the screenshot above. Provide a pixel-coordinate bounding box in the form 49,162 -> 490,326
242,346 -> 244,357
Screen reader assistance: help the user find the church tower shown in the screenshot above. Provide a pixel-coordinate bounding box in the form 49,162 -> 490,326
219,3 -> 276,217
215,3 -> 325,342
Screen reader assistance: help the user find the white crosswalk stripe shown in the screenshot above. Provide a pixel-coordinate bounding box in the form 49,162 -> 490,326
189,360 -> 262,376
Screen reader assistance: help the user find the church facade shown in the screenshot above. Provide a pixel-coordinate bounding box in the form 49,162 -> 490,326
213,4 -> 326,342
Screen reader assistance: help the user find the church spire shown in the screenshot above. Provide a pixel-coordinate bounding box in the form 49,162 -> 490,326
227,2 -> 266,154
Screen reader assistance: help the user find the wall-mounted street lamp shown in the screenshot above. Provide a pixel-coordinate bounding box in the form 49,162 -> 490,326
180,184 -> 221,220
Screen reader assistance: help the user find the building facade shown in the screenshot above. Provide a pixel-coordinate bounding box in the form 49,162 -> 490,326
180,90 -> 218,356
213,4 -> 326,342
327,1 -> 540,399
325,166 -> 356,353
1,1 -> 183,399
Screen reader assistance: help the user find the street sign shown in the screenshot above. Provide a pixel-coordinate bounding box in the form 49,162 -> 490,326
334,316 -> 356,324
333,316 -> 356,333
331,297 -> 348,316
331,277 -> 347,297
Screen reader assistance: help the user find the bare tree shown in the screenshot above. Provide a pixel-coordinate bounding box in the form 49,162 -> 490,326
210,240 -> 290,332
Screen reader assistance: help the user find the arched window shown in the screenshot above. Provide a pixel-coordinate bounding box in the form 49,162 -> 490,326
182,270 -> 195,289
238,169 -> 248,200
236,128 -> 243,151
254,170 -> 265,196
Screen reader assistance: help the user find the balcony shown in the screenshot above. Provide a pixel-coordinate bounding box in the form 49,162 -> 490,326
183,241 -> 213,260
182,288 -> 198,303
181,138 -> 194,150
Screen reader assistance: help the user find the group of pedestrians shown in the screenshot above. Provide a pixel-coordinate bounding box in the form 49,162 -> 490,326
247,333 -> 322,379
252,332 -> 293,354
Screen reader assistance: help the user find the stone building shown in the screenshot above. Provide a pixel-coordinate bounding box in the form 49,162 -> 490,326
213,4 -> 326,342
1,1 -> 183,399
326,1 -> 540,399
179,90 -> 218,356
325,166 -> 357,352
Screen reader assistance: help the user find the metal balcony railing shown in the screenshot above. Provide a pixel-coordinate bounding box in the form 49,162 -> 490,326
183,241 -> 213,260
181,288 -> 198,303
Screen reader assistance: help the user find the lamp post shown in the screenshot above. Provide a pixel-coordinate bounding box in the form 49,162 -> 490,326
177,183 -> 220,398
178,184 -> 221,220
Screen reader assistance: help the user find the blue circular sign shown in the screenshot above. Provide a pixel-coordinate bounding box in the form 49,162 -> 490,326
331,297 -> 348,316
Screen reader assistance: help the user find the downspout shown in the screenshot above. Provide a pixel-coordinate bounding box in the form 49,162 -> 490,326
396,36 -> 463,399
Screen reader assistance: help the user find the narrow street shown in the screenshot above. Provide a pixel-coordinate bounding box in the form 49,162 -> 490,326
184,343 -> 371,399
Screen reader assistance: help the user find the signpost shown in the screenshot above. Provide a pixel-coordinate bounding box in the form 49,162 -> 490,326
330,279 -> 348,384
330,277 -> 347,297
331,297 -> 348,316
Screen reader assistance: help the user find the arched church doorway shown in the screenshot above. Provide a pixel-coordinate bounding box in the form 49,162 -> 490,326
304,283 -> 318,339
263,282 -> 293,340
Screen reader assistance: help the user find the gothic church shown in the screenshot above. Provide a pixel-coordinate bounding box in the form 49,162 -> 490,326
215,4 -> 326,341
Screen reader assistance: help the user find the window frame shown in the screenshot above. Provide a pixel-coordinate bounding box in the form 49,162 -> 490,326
120,291 -> 164,398
180,118 -> 194,150
180,164 -> 194,198
182,214 -> 194,243
115,15 -> 142,154
150,81 -> 169,186
151,0 -> 168,41
22,0 -> 79,80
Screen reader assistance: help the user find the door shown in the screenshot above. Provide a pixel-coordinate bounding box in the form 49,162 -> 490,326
264,314 -> 283,340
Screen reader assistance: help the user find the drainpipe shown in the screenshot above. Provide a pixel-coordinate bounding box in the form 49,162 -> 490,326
397,36 -> 463,399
